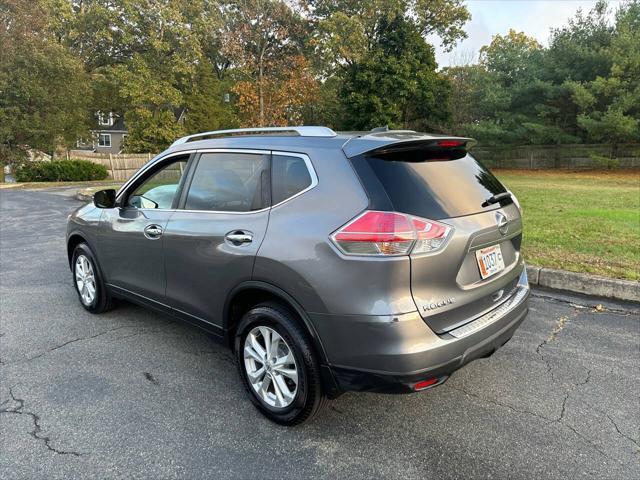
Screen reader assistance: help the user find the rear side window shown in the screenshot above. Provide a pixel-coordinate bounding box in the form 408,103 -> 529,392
271,155 -> 312,205
350,153 -> 508,220
185,152 -> 269,212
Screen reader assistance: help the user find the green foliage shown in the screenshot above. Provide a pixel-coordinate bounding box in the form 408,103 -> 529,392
3,0 -> 638,152
122,109 -> 185,153
0,145 -> 28,167
311,0 -> 470,73
0,0 -> 90,154
338,16 -> 450,130
15,160 -> 108,182
480,29 -> 542,87
184,65 -> 239,133
447,0 -> 640,147
589,153 -> 620,169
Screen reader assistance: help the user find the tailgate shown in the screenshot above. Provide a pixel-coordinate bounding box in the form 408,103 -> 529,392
410,203 -> 524,333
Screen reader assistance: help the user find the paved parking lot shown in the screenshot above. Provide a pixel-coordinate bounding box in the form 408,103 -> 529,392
1,187 -> 638,479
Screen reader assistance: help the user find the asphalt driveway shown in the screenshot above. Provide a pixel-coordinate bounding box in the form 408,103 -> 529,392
1,187 -> 638,479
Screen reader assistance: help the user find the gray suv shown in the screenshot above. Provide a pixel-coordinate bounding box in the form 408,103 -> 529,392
67,127 -> 530,425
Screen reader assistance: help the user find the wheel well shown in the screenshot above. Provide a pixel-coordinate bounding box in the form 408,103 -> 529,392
225,287 -> 322,353
226,288 -> 289,344
67,234 -> 86,266
225,285 -> 341,399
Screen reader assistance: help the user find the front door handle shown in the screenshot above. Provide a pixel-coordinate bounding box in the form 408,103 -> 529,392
144,224 -> 163,239
225,231 -> 253,245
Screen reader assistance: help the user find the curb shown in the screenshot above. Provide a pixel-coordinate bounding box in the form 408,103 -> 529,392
527,266 -> 639,303
0,183 -> 23,190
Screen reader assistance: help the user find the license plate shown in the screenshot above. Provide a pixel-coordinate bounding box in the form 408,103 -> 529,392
476,245 -> 505,279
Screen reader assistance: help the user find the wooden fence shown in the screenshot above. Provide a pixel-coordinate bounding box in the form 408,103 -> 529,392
472,143 -> 640,169
68,151 -> 154,181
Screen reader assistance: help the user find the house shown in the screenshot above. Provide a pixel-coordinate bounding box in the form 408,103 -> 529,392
76,109 -> 187,154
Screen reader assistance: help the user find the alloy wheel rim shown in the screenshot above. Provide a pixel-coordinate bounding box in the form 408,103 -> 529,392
75,255 -> 96,305
243,326 -> 299,408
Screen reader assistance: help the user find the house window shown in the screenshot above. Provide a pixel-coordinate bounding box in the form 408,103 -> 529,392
98,112 -> 114,127
98,133 -> 111,147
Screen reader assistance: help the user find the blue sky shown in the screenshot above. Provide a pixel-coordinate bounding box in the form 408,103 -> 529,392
431,0 -> 623,67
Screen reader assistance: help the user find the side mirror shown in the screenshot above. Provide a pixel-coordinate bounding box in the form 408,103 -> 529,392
93,189 -> 116,208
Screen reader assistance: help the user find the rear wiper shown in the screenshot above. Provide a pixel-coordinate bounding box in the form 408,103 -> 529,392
482,191 -> 511,207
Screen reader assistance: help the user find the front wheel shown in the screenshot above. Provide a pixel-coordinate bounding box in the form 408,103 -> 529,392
234,303 -> 327,425
72,243 -> 113,314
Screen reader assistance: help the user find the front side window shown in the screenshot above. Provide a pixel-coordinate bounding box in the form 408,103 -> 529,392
128,159 -> 188,209
98,133 -> 111,147
271,155 -> 312,205
184,152 -> 269,212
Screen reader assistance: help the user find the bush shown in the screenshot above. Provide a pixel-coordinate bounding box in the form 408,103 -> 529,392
15,159 -> 108,182
589,153 -> 620,170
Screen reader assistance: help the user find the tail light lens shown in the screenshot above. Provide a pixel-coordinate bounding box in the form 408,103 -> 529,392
331,210 -> 453,256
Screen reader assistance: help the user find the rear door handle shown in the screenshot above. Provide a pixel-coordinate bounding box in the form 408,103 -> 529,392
225,231 -> 253,245
144,224 -> 163,239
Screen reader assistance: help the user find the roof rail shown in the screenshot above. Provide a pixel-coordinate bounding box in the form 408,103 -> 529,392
171,126 -> 337,147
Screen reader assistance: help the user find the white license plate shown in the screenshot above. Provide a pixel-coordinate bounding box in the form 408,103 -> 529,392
475,245 -> 505,279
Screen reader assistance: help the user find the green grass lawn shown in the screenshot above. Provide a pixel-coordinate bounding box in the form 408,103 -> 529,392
496,169 -> 640,281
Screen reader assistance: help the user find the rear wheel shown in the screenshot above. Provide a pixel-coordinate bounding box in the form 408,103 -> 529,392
235,303 -> 327,425
72,243 -> 113,313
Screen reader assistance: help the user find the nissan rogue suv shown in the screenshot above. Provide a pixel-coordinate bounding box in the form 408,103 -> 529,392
66,127 -> 530,425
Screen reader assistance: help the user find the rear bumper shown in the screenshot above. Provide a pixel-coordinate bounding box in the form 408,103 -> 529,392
312,275 -> 530,394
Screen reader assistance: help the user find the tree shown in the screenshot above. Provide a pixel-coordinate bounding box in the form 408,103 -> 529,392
51,1 -> 205,152
544,0 -> 614,84
0,0 -> 90,155
184,64 -> 239,133
571,0 -> 640,151
443,65 -> 509,132
311,0 -> 470,73
114,55 -> 186,152
479,29 -> 541,87
232,55 -> 317,126
339,16 -> 450,130
220,0 -> 311,126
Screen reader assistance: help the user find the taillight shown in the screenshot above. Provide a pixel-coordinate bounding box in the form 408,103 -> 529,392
411,217 -> 453,254
436,139 -> 465,148
331,210 -> 453,256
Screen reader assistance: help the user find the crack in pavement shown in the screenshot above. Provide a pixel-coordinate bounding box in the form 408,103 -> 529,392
586,402 -> 640,451
534,308 -> 582,382
603,411 -> 640,451
1,324 -> 173,367
558,370 -> 592,423
448,370 -> 618,463
447,384 -> 555,423
531,292 -> 638,316
0,387 -> 83,457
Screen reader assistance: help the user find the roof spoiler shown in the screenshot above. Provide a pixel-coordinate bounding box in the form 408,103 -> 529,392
342,131 -> 476,158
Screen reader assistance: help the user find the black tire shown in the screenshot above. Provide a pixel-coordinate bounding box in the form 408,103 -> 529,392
71,243 -> 114,314
234,302 -> 328,425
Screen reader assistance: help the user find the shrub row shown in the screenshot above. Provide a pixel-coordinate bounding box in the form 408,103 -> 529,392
15,159 -> 108,182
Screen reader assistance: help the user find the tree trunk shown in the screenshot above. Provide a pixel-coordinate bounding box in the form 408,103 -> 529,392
259,62 -> 264,127
259,47 -> 266,127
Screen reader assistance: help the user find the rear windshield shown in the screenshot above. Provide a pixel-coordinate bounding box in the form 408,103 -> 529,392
350,153 -> 508,220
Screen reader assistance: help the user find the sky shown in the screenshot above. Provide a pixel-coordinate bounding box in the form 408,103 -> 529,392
431,0 -> 623,67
